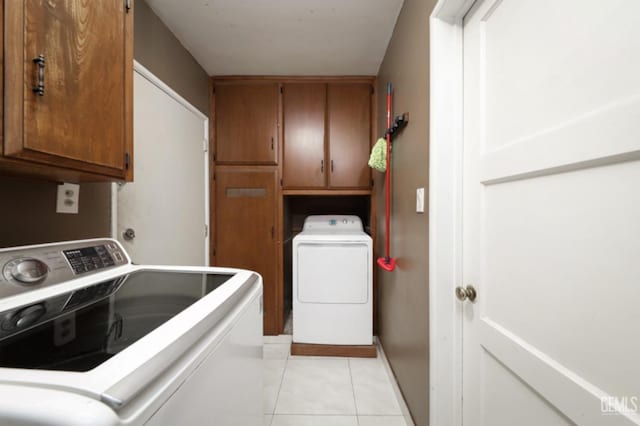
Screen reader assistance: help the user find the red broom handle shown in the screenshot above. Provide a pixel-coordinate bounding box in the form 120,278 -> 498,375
385,83 -> 392,260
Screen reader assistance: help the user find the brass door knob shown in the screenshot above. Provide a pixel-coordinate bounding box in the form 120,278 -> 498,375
123,228 -> 136,241
455,285 -> 477,303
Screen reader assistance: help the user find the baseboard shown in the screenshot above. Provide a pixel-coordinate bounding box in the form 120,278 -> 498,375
290,342 -> 377,358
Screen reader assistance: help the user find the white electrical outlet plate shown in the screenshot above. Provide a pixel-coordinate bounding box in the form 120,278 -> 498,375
416,187 -> 425,213
56,183 -> 80,214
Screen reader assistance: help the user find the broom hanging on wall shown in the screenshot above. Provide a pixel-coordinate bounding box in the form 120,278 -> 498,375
368,82 -> 408,272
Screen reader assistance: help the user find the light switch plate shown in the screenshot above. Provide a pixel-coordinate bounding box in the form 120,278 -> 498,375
416,187 -> 425,213
56,183 -> 80,214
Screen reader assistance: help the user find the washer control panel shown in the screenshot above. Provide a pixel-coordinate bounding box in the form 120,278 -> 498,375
0,239 -> 128,299
63,245 -> 115,275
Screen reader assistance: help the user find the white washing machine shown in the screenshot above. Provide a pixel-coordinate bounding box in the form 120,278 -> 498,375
0,238 -> 263,425
293,215 -> 372,345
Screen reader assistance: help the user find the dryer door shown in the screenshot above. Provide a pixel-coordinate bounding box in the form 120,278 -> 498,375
296,242 -> 370,304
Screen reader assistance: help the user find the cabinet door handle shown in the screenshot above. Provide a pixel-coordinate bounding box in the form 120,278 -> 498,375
321,160 -> 324,173
270,137 -> 274,150
331,160 -> 334,173
32,54 -> 45,96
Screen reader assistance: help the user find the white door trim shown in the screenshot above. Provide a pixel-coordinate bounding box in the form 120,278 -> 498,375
428,1 -> 475,425
110,60 -> 210,265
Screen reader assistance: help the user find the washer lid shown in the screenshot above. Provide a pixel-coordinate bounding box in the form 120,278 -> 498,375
0,270 -> 235,369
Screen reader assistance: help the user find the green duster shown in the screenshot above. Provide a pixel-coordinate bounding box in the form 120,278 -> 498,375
368,138 -> 387,172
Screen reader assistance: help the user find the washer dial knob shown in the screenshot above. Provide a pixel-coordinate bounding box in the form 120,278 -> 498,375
4,258 -> 49,284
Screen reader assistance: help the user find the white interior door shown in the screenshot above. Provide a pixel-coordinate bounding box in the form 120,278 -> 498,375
114,64 -> 209,266
462,1 -> 640,425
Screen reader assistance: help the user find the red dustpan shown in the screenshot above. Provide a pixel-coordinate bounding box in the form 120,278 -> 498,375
377,256 -> 397,272
378,82 -> 396,272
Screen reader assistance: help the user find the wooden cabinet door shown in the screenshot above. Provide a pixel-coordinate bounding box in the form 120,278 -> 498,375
328,84 -> 372,188
4,0 -> 133,180
282,84 -> 327,188
215,84 -> 279,164
215,168 -> 278,334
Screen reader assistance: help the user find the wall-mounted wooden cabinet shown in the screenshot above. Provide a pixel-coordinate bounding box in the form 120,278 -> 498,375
327,83 -> 372,188
282,83 -> 326,187
1,0 -> 134,182
214,83 -> 279,165
282,82 -> 372,189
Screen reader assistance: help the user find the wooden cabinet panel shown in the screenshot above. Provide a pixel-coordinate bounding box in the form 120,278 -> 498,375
3,0 -> 133,180
328,84 -> 371,188
282,84 -> 326,188
215,168 -> 278,334
281,82 -> 372,190
215,83 -> 278,164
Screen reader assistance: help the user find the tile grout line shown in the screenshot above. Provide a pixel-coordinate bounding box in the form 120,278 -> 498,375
270,341 -> 291,422
347,357 -> 361,426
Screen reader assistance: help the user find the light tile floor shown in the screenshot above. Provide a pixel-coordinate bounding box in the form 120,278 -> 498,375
264,335 -> 413,426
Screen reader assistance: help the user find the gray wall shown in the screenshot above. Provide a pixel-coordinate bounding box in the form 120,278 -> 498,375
0,178 -> 112,248
0,0 -> 209,248
134,0 -> 209,114
375,0 -> 436,425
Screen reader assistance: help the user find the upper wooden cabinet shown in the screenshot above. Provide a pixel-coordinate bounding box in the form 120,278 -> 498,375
2,0 -> 134,182
282,83 -> 326,188
327,84 -> 372,189
282,82 -> 373,189
214,83 -> 279,165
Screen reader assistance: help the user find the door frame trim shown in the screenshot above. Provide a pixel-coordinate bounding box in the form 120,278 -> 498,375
110,60 -> 210,265
428,1 -> 475,425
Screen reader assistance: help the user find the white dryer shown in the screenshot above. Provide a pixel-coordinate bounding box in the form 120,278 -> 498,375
293,215 -> 372,345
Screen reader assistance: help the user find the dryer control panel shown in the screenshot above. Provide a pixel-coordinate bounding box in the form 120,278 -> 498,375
0,239 -> 128,299
302,215 -> 364,232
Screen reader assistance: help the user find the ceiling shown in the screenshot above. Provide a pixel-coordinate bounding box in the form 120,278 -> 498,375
145,0 -> 404,76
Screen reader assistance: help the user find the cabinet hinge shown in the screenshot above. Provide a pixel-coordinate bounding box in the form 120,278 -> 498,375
280,178 -> 283,187
213,153 -> 216,162
370,85 -> 374,95
124,152 -> 130,170
204,224 -> 209,237
371,179 -> 374,187
213,172 -> 216,180
125,0 -> 131,13
203,139 -> 209,152
280,86 -> 283,94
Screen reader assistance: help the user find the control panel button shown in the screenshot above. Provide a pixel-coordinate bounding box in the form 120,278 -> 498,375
4,258 -> 49,284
